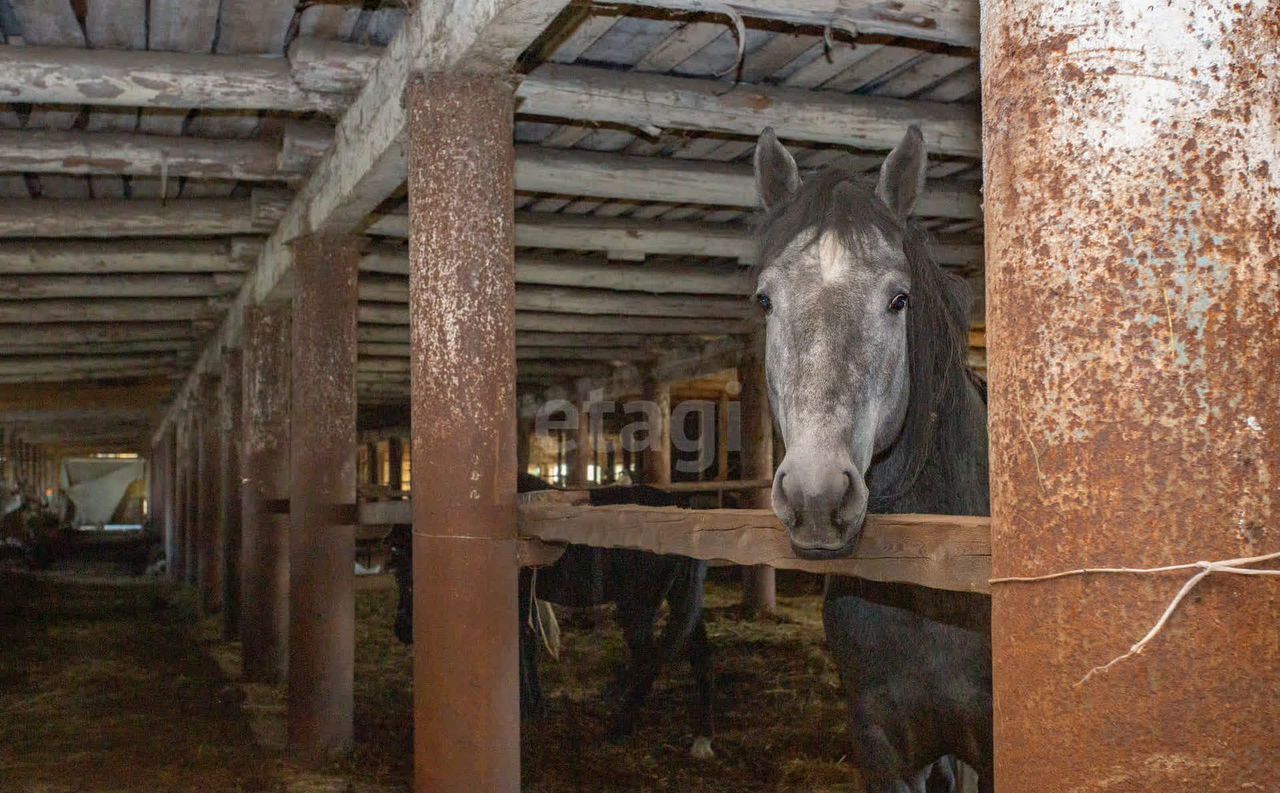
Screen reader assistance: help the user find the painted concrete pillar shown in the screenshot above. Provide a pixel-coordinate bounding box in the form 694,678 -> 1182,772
982,2 -> 1280,788
739,331 -> 775,617
220,348 -> 244,640
241,305 -> 292,685
407,73 -> 520,793
640,372 -> 671,486
197,374 -> 224,615
287,235 -> 358,762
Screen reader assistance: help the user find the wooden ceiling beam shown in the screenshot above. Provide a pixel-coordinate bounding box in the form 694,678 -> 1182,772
155,0 -> 574,446
0,239 -> 250,274
0,197 -> 283,239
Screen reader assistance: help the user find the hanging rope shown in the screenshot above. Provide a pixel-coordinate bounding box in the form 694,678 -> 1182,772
990,549 -> 1280,686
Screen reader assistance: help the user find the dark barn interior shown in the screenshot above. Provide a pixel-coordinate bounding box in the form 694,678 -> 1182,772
1,0 -> 1276,791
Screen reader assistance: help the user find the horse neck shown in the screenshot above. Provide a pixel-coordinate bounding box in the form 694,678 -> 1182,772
870,373 -> 990,518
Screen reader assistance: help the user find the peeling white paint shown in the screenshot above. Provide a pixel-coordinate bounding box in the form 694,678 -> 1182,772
1044,0 -> 1256,151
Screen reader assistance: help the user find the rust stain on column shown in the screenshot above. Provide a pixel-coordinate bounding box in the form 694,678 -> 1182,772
241,305 -> 292,685
288,235 -> 358,762
982,1 -> 1280,789
197,374 -> 224,615
407,73 -> 520,793
221,348 -> 244,641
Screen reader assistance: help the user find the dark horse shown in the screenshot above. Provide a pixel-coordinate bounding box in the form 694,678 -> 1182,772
752,126 -> 992,792
388,473 -> 716,757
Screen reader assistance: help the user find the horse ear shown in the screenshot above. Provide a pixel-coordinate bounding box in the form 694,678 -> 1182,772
877,125 -> 927,218
754,127 -> 800,209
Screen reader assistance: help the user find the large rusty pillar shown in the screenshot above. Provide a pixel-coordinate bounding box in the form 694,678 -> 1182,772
220,348 -> 244,640
288,234 -> 358,762
640,372 -> 671,486
983,2 -> 1280,789
241,305 -> 292,685
407,73 -> 520,793
196,374 -> 224,615
738,331 -> 775,617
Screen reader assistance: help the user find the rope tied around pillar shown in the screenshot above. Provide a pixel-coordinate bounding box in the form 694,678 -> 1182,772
991,550 -> 1280,686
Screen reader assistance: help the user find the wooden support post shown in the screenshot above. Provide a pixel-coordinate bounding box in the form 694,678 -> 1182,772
516,413 -> 533,476
365,442 -> 379,485
568,391 -> 590,486
197,374 -> 224,615
288,235 -> 359,762
170,419 -> 186,583
220,348 -> 244,640
407,73 -> 520,793
241,305 -> 292,685
982,2 -> 1280,788
640,371 -> 671,486
739,331 -> 776,618
183,411 -> 199,586
388,437 -> 404,491
162,425 -> 177,575
716,390 -> 730,483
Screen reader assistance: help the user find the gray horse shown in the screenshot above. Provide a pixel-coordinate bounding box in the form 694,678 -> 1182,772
752,126 -> 992,793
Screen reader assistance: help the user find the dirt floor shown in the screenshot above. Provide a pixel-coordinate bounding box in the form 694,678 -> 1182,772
0,572 -> 278,792
1,568 -> 866,792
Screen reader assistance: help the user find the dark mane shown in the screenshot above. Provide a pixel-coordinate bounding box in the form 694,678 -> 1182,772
753,166 -> 973,510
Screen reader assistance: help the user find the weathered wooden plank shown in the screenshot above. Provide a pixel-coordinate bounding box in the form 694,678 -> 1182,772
621,0 -> 978,47
0,198 -> 280,238
359,251 -> 753,295
522,503 -> 990,592
358,282 -> 751,319
356,309 -> 743,336
0,353 -> 190,377
152,0 -> 577,447
0,129 -> 287,181
3,298 -> 223,323
512,145 -> 981,218
0,273 -> 241,300
519,64 -> 982,157
2,340 -> 197,356
0,46 -> 347,113
0,323 -> 195,346
0,240 -> 239,274
355,500 -> 991,592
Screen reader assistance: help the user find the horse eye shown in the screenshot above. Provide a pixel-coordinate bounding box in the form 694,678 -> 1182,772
889,293 -> 910,313
756,292 -> 773,313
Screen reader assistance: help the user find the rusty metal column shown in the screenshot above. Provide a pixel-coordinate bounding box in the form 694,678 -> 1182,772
288,234 -> 358,762
221,348 -> 244,640
640,372 -> 671,486
983,3 -> 1280,790
241,305 -> 292,685
407,73 -> 520,793
739,331 -> 775,617
197,374 -> 224,615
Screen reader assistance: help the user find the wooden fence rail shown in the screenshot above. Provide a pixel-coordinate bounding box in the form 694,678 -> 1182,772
358,495 -> 991,594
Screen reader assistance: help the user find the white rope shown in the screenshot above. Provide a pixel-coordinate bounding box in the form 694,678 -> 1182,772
990,550 -> 1280,686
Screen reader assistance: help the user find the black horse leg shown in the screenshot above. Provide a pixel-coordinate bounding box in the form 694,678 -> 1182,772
686,616 -> 715,758
609,585 -> 663,738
